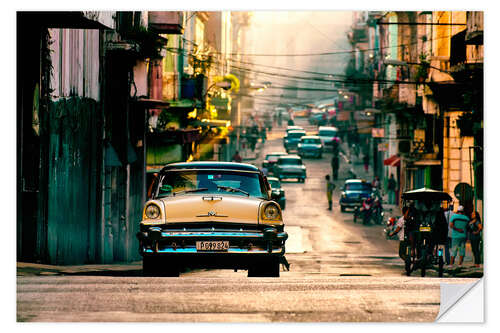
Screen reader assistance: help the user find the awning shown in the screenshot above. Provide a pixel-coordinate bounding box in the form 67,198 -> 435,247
384,155 -> 400,167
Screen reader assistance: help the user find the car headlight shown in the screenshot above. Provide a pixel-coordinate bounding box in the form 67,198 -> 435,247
144,203 -> 161,220
260,202 -> 283,224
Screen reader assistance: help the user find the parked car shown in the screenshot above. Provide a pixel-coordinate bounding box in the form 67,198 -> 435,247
339,179 -> 373,212
273,155 -> 307,183
318,126 -> 341,150
267,177 -> 286,210
284,130 -> 306,153
298,135 -> 323,158
137,161 -> 288,277
262,152 -> 288,174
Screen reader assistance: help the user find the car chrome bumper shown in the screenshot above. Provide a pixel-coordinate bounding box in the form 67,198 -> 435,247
137,228 -> 288,255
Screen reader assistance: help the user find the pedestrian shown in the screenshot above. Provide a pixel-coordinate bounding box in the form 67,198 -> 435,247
467,211 -> 483,267
231,151 -> 242,163
388,206 -> 410,260
331,155 -> 339,180
449,205 -> 470,267
444,204 -> 454,265
387,174 -> 396,205
372,176 -> 381,190
363,153 -> 369,173
325,175 -> 335,210
262,166 -> 269,177
260,127 -> 267,144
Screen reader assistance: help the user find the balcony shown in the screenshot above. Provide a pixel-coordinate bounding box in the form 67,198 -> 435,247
148,11 -> 184,34
465,11 -> 483,45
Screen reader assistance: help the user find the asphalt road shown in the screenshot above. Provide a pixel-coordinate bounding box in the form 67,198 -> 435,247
16,118 -> 481,322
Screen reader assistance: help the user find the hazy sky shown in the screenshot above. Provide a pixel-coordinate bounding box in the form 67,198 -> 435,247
244,11 -> 353,107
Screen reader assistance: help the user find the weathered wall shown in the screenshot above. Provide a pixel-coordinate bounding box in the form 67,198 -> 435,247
47,97 -> 100,264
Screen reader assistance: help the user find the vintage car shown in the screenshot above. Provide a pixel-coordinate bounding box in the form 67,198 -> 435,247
267,176 -> 286,210
137,161 -> 288,277
262,152 -> 288,173
284,130 -> 306,153
297,135 -> 323,158
318,126 -> 341,150
339,179 -> 373,212
273,155 -> 307,183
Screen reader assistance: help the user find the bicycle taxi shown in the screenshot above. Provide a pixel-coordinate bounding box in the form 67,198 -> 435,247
401,188 -> 451,277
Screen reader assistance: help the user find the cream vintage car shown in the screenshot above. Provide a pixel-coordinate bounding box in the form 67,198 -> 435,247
137,161 -> 288,277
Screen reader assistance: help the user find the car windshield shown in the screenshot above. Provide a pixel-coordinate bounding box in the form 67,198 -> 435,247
301,138 -> 320,144
268,179 -> 280,188
278,158 -> 301,165
156,170 -> 266,198
319,129 -> 337,137
345,183 -> 372,191
288,132 -> 305,138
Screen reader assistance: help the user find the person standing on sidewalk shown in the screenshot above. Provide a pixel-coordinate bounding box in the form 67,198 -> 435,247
331,155 -> 339,180
444,204 -> 454,265
387,174 -> 396,205
449,205 -> 470,267
231,151 -> 242,163
363,153 -> 369,173
467,211 -> 483,267
325,175 -> 335,210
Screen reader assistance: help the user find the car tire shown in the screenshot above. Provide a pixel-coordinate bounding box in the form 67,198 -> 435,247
142,256 -> 157,276
318,153 -> 322,159
248,257 -> 280,277
143,256 -> 180,277
340,206 -> 345,212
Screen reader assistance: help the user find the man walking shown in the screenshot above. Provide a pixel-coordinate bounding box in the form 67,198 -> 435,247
325,175 -> 335,210
331,155 -> 339,180
450,205 -> 470,267
387,174 -> 396,205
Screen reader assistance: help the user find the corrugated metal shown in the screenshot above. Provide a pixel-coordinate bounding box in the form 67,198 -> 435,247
47,98 -> 100,264
49,28 -> 100,101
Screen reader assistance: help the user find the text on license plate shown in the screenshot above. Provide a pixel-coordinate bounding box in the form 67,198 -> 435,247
196,241 -> 229,251
419,226 -> 431,232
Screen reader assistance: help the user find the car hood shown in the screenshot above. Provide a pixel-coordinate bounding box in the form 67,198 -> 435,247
159,194 -> 263,224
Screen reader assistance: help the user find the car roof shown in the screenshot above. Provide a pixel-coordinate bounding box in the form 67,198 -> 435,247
267,177 -> 280,182
301,135 -> 320,140
278,154 -> 301,159
266,152 -> 287,156
161,161 -> 260,173
318,126 -> 338,131
287,130 -> 306,134
345,179 -> 369,184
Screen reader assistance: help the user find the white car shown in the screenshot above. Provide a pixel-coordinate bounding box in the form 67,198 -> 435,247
318,126 -> 341,150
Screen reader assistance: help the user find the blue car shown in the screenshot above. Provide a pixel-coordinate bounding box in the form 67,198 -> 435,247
339,179 -> 373,212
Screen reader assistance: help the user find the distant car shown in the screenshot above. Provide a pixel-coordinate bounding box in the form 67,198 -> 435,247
267,177 -> 286,210
339,179 -> 373,212
298,135 -> 323,158
274,155 -> 307,183
262,152 -> 288,173
308,109 -> 327,125
318,126 -> 341,150
137,161 -> 288,277
285,125 -> 304,134
284,130 -> 306,153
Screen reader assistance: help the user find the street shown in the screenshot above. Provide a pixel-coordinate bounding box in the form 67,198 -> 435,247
16,118 -> 480,322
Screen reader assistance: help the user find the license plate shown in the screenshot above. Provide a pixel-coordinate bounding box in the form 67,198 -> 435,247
419,226 -> 431,232
196,241 -> 229,251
